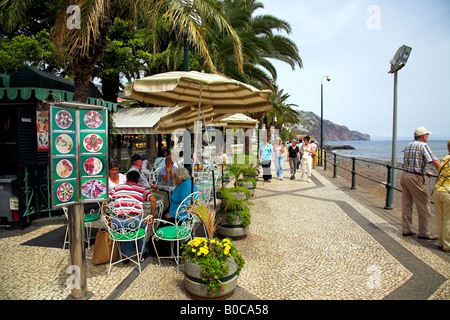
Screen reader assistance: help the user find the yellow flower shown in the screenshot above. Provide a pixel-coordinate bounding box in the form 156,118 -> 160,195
199,247 -> 209,256
224,244 -> 231,255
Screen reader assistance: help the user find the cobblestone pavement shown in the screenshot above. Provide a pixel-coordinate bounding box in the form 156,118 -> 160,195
0,162 -> 448,301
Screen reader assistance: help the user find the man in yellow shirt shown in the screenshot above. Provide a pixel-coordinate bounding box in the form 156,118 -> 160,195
433,139 -> 450,252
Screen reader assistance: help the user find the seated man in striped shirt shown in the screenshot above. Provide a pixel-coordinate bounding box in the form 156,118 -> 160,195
109,170 -> 156,261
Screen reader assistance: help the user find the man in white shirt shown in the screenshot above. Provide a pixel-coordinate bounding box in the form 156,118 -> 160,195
127,154 -> 150,189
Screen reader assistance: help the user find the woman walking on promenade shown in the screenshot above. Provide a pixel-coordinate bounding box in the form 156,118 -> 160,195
301,135 -> 313,183
288,139 -> 300,180
433,139 -> 450,252
258,136 -> 274,183
274,137 -> 285,180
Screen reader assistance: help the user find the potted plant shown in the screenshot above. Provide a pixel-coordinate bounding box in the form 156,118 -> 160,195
242,166 -> 260,180
226,163 -> 255,198
182,200 -> 245,299
216,187 -> 254,239
236,177 -> 256,196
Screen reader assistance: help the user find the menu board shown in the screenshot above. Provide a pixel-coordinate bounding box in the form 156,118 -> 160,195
49,103 -> 108,208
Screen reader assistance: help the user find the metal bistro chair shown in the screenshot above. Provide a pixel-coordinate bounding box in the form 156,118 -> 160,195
151,191 -> 201,274
194,175 -> 214,237
63,203 -> 101,250
153,167 -> 163,185
142,194 -> 165,244
102,195 -> 152,275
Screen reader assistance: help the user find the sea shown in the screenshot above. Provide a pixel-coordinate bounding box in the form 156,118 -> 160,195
324,140 -> 448,163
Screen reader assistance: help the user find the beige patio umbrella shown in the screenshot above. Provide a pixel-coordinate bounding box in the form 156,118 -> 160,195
124,70 -> 273,114
151,104 -> 230,133
124,70 -> 272,195
213,113 -> 258,129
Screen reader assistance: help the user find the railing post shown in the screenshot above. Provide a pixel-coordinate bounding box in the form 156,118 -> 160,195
384,164 -> 394,210
333,153 -> 337,178
351,157 -> 356,189
324,150 -> 327,171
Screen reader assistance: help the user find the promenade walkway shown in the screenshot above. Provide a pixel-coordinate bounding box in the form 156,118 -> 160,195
0,162 -> 448,301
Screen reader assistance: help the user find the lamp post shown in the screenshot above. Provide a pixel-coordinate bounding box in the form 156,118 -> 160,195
385,45 -> 412,209
320,75 -> 331,166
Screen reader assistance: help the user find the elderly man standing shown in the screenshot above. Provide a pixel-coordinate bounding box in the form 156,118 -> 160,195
128,154 -> 151,189
400,127 -> 440,239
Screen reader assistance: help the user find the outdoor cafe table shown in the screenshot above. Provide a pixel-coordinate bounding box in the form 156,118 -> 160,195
149,189 -> 169,212
144,193 -> 165,218
157,181 -> 176,195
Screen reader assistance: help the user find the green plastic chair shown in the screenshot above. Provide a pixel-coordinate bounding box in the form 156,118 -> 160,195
151,191 -> 201,274
102,195 -> 152,275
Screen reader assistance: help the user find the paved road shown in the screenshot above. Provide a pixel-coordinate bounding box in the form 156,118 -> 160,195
0,163 -> 448,302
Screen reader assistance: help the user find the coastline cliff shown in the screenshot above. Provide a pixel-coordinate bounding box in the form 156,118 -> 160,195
292,110 -> 370,141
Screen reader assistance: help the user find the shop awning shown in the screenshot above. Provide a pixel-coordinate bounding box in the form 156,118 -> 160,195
0,67 -> 118,112
112,107 -> 172,134
0,87 -> 118,112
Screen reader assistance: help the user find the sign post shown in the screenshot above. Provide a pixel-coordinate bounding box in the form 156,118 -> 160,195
48,101 -> 108,299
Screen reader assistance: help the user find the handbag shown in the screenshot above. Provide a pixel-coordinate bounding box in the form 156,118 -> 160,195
92,229 -> 120,265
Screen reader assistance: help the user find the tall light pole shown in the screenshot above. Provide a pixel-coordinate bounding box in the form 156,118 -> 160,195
385,45 -> 412,208
320,75 -> 331,166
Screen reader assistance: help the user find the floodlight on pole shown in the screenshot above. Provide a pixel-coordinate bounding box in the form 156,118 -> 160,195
320,75 -> 331,166
389,45 -> 412,74
385,45 -> 411,209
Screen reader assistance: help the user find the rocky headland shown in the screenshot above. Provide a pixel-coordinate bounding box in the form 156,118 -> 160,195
293,110 -> 370,141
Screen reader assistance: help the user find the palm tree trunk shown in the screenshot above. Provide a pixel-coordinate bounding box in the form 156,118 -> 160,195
73,57 -> 96,102
72,20 -> 109,102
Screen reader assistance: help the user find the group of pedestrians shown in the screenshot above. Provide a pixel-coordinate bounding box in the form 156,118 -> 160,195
257,135 -> 317,183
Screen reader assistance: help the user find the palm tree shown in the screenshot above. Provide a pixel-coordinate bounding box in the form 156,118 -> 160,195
204,0 -> 303,90
1,0 -> 243,102
259,84 -> 299,140
266,84 -> 300,130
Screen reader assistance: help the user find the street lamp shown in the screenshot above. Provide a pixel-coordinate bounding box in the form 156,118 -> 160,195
385,45 -> 412,209
320,75 -> 331,166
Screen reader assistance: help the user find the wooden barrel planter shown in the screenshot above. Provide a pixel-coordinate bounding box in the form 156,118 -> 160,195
184,258 -> 239,300
216,210 -> 250,240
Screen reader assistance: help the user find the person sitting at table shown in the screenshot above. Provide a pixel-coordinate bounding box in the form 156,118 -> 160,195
177,150 -> 185,168
127,154 -> 151,189
154,149 -> 169,169
109,170 -> 156,262
141,153 -> 152,179
164,167 -> 197,223
108,162 -> 126,193
159,156 -> 177,184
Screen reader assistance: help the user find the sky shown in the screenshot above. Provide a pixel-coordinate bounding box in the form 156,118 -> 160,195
257,0 -> 450,140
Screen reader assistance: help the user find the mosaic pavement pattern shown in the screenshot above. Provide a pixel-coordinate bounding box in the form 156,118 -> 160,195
0,163 -> 448,300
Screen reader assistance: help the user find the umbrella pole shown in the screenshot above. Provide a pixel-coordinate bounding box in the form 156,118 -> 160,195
212,169 -> 216,210
192,83 -> 203,194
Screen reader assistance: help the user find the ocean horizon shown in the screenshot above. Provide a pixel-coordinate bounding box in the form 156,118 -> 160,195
324,139 -> 448,163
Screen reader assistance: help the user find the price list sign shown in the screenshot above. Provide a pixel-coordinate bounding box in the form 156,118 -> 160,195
49,102 -> 108,208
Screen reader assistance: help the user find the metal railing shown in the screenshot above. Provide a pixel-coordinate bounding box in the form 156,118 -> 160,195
322,150 -> 437,210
